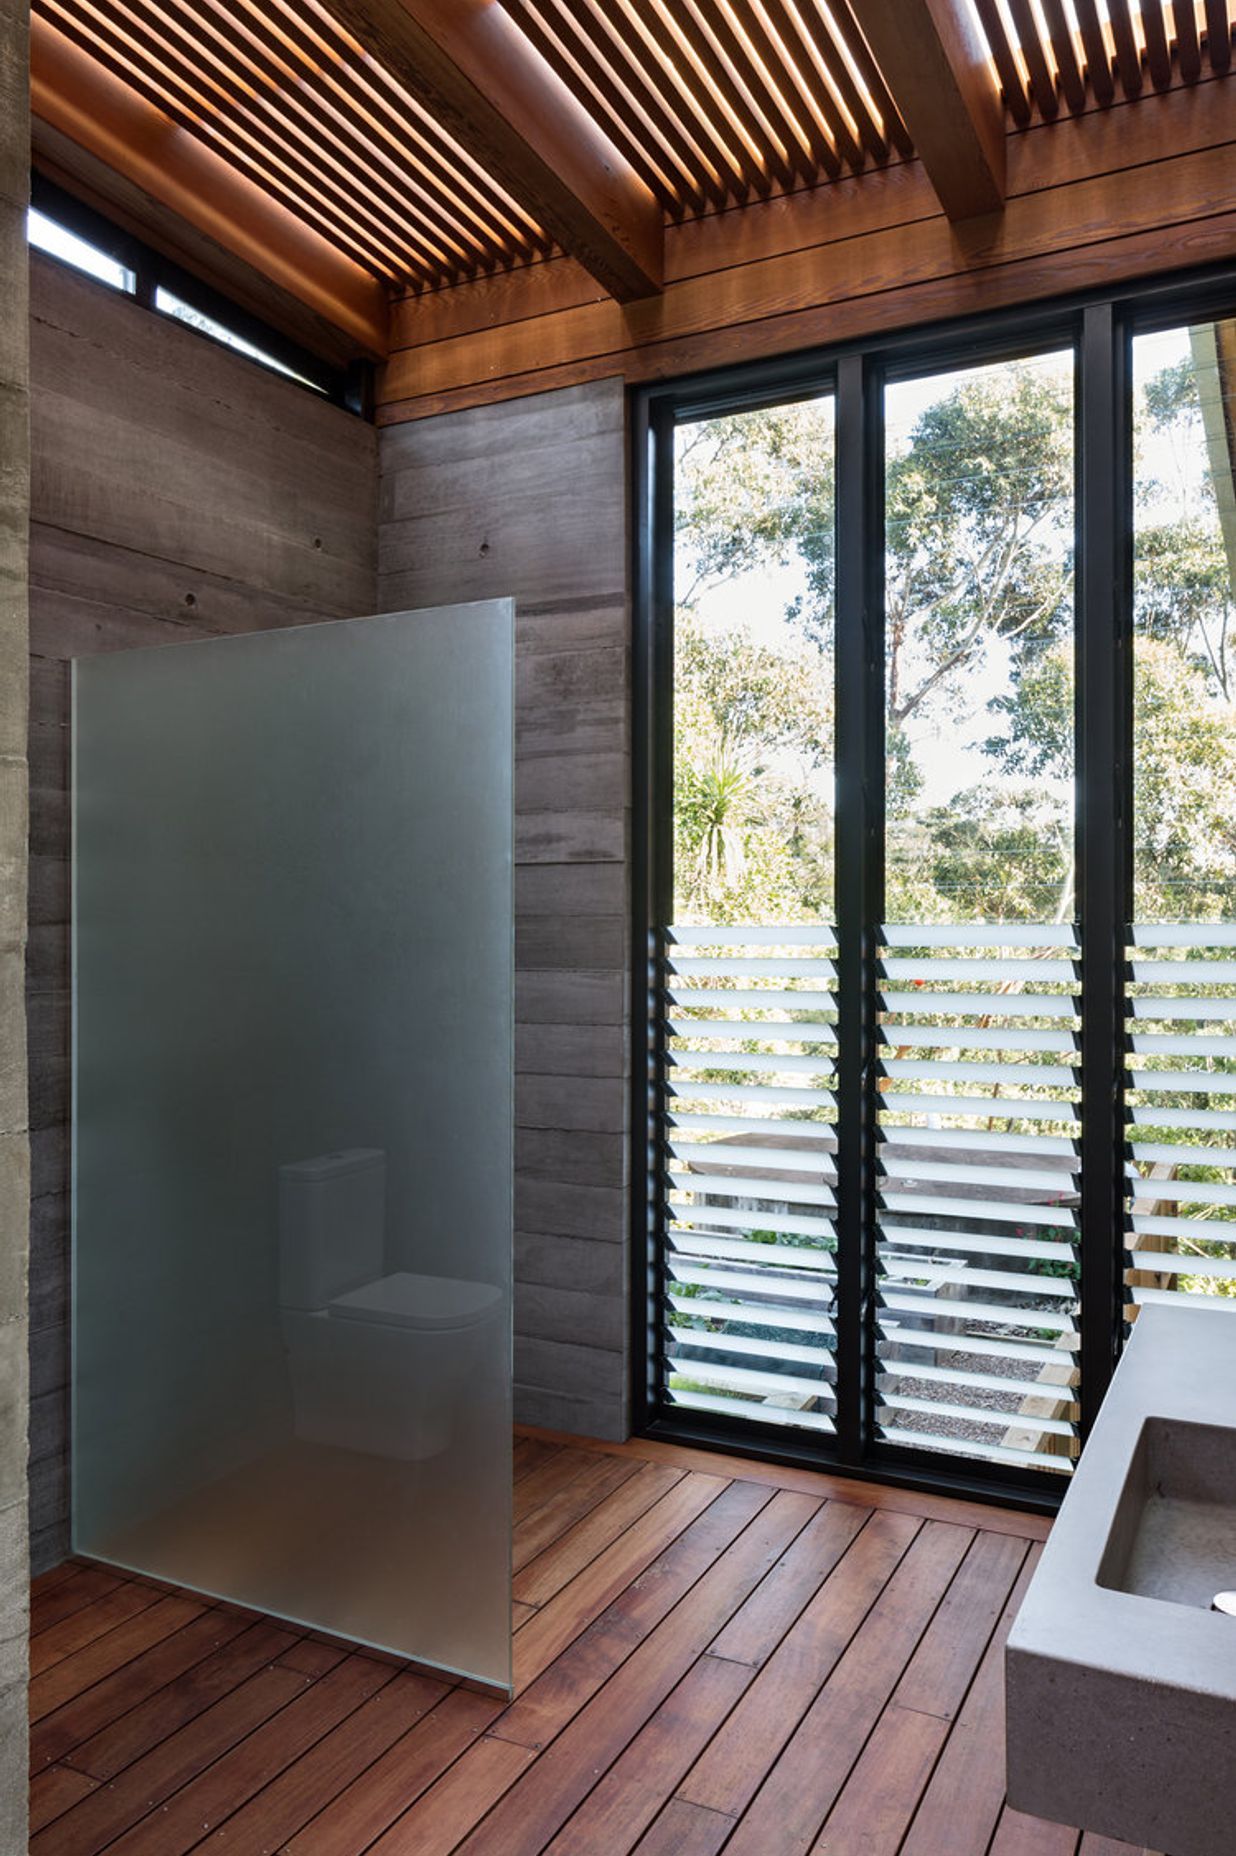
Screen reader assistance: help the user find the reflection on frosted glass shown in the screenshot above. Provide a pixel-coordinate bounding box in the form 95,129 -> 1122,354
73,604 -> 514,1689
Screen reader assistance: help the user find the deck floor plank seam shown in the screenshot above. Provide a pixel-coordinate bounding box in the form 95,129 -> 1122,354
26,1432 -> 1154,1856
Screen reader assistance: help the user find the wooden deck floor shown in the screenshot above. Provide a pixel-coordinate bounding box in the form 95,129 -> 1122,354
28,1430 -> 1158,1856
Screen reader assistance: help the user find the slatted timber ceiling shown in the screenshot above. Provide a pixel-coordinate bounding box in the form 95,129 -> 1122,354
28,0 -> 1236,299
502,1 -> 911,210
34,0 -> 552,287
977,0 -> 1234,119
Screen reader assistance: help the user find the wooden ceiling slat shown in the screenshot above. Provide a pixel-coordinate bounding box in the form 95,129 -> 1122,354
523,1 -> 697,211
275,0 -> 547,254
1074,0 -> 1116,104
116,0 -> 476,279
37,0 -> 554,288
509,2 -> 696,212
1007,0 -> 1060,117
545,0 -> 726,211
280,0 -> 557,263
598,0 -> 758,204
701,0 -> 809,189
139,0 -> 494,276
770,0 -> 873,168
1139,0 -> 1174,87
757,0 -> 853,174
287,60 -> 533,269
970,0 -> 1032,124
324,0 -> 664,300
703,0 -> 819,187
740,0 -> 846,178
653,0 -> 790,193
298,0 -> 546,241
40,0 -> 410,277
1173,0 -> 1203,80
620,0 -> 769,201
824,0 -> 913,158
638,0 -> 776,199
30,14 -> 390,356
682,0 -> 800,192
1107,0 -> 1145,97
1042,0 -> 1087,111
31,0 -> 1236,302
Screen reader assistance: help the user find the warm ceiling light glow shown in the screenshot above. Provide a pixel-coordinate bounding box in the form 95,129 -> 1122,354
694,0 -> 793,171
42,0 -> 209,125
120,0 -> 434,272
543,0 -> 722,204
1027,0 -> 1059,82
132,0 -> 456,269
631,0 -> 762,190
215,0 -> 482,258
993,0 -> 1033,84
606,0 -> 748,184
671,0 -> 784,175
45,0 -> 412,275
716,0 -> 813,166
808,0 -> 878,147
299,0 -> 547,242
750,0 -> 842,163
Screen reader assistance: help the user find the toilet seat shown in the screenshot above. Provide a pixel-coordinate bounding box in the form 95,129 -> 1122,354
327,1270 -> 502,1333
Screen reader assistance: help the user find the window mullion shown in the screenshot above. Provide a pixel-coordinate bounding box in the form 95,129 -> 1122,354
1077,301 -> 1132,1440
833,351 -> 884,1467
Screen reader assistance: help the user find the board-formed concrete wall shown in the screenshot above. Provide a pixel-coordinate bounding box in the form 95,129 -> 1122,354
0,0 -> 31,1845
379,380 -> 632,1442
26,263 -> 635,1586
26,255 -> 378,1572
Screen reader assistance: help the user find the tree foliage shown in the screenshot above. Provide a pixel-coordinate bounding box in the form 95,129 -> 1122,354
673,351 -> 1236,927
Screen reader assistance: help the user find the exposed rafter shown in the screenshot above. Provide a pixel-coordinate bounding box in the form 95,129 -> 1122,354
323,0 -> 663,301
29,16 -> 390,359
858,0 -> 1006,221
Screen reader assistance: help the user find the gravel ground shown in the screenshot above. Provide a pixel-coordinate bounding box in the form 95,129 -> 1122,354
887,1334 -> 1067,1446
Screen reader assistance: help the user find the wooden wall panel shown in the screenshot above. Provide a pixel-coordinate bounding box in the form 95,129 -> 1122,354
378,378 -> 631,1442
378,77 -> 1236,424
26,254 -> 379,1573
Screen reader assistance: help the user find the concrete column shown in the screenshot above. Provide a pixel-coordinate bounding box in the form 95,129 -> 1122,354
0,0 -> 31,1845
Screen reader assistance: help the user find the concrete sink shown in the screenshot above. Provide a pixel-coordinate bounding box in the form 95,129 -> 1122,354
1099,1416 -> 1236,1611
1007,1304 -> 1236,1856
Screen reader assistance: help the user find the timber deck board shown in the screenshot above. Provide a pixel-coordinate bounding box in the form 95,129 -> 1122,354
28,1431 -> 1158,1856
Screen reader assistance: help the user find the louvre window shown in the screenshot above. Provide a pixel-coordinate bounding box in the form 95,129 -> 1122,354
637,285 -> 1236,1501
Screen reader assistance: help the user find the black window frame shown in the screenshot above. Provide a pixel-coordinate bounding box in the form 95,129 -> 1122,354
632,258 -> 1236,1514
29,173 -> 371,415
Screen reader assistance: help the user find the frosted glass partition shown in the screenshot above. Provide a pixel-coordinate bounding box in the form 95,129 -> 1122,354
72,603 -> 514,1689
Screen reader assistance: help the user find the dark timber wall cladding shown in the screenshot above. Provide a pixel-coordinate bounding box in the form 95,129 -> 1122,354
378,379 -> 631,1442
26,254 -> 378,1572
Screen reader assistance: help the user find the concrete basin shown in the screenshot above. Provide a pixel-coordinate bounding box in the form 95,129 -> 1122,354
1099,1416 -> 1236,1611
1006,1303 -> 1236,1856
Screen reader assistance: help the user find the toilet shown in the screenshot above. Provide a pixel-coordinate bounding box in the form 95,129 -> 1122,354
278,1148 -> 503,1461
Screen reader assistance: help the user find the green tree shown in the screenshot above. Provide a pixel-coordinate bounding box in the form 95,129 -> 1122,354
672,614 -> 832,922
675,365 -> 1075,923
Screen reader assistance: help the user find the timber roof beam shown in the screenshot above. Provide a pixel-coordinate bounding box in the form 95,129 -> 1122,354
858,0 -> 1007,221
324,0 -> 665,300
